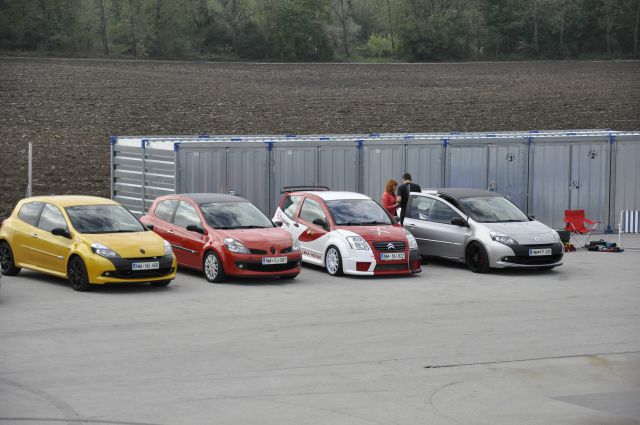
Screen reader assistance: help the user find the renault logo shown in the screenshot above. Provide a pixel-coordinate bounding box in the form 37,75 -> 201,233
271,246 -> 276,254
140,248 -> 146,254
387,243 -> 395,250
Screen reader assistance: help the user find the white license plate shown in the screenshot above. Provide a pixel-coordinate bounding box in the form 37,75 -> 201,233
132,261 -> 160,271
529,248 -> 552,256
262,256 -> 287,265
380,252 -> 406,261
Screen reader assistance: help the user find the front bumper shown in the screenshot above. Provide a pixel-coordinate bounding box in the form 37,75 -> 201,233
490,242 -> 564,268
341,248 -> 421,276
87,254 -> 177,284
222,250 -> 302,277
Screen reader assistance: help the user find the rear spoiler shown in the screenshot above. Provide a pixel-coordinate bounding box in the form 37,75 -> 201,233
281,185 -> 331,194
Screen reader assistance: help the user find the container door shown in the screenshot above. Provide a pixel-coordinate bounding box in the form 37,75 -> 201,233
362,144 -> 405,201
530,142 -> 571,229
406,143 -> 443,189
488,143 -> 528,210
318,145 -> 358,192
226,147 -> 270,215
447,144 -> 488,190
569,142 -> 609,224
273,145 -> 318,195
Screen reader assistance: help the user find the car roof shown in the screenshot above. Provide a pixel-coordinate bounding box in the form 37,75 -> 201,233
296,191 -> 372,201
174,193 -> 249,204
20,196 -> 118,207
423,188 -> 500,199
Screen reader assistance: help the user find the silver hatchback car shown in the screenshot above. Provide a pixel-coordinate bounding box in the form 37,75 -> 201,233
403,188 -> 563,273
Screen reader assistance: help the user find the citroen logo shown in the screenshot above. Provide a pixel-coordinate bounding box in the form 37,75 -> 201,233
140,248 -> 146,254
387,243 -> 395,250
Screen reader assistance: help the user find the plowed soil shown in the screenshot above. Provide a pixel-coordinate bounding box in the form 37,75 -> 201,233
1,58 -> 639,218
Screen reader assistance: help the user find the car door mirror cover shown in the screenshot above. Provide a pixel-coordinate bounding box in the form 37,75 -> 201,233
450,217 -> 468,227
273,220 -> 283,227
312,218 -> 329,231
145,223 -> 155,231
51,227 -> 71,238
186,224 -> 205,234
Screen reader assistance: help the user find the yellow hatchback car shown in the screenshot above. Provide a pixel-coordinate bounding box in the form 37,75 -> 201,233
0,196 -> 176,291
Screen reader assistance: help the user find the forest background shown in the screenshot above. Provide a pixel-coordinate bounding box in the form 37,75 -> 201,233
1,0 -> 639,61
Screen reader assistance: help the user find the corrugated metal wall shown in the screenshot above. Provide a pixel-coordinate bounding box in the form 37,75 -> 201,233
112,132 -> 640,231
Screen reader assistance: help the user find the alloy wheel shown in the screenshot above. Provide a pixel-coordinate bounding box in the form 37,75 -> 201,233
325,247 -> 341,275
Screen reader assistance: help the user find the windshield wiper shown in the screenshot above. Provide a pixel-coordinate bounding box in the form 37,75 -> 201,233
337,222 -> 362,226
499,219 -> 527,223
359,221 -> 388,225
234,225 -> 268,229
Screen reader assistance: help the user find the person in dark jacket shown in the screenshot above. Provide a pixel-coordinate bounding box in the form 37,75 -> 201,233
396,173 -> 421,224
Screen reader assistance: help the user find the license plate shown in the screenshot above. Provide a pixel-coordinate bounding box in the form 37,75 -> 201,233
529,248 -> 552,256
380,252 -> 406,261
132,261 -> 160,270
262,256 -> 287,265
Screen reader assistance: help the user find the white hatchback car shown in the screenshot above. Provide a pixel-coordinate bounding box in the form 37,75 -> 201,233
273,187 -> 421,276
403,188 -> 564,273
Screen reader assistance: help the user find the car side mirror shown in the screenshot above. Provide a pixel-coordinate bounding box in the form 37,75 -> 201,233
186,224 -> 205,234
391,216 -> 399,224
450,217 -> 468,227
528,215 -> 535,220
312,218 -> 329,231
51,227 -> 71,238
273,220 -> 283,227
145,224 -> 155,231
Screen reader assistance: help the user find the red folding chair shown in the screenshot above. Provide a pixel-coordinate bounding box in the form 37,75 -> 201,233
564,209 -> 601,248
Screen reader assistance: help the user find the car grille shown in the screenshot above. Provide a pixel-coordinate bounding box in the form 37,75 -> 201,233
235,261 -> 300,272
104,267 -> 174,279
372,241 -> 406,252
503,255 -> 563,266
249,248 -> 267,254
280,246 -> 294,254
374,263 -> 409,272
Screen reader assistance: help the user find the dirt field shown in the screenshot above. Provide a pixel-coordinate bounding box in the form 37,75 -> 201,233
1,58 -> 639,218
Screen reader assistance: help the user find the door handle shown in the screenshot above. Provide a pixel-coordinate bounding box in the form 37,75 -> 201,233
293,223 -> 299,227
167,229 -> 174,234
31,233 -> 39,238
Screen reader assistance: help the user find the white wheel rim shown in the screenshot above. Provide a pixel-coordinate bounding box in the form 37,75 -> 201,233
204,254 -> 218,280
326,248 -> 339,274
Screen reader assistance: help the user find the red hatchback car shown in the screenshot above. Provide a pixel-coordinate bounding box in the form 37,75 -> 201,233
141,194 -> 301,282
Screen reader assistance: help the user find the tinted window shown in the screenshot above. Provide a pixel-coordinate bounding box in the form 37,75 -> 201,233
407,196 -> 434,221
18,202 -> 44,226
66,205 -> 145,234
460,196 -> 529,223
299,198 -> 327,225
38,204 -> 68,233
173,201 -> 202,229
282,195 -> 302,219
154,200 -> 178,222
326,199 -> 392,226
428,201 -> 459,224
200,202 -> 274,229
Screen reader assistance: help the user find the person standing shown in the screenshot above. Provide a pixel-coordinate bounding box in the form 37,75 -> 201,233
382,179 -> 399,216
396,173 -> 421,224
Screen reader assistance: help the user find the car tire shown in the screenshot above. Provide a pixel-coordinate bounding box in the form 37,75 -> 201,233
0,241 -> 21,276
325,246 -> 343,276
150,280 -> 172,287
67,256 -> 91,291
203,251 -> 225,283
465,242 -> 490,274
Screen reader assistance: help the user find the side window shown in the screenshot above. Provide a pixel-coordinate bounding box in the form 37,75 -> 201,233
154,200 -> 179,222
38,204 -> 68,233
282,195 -> 302,219
173,201 -> 202,229
17,202 -> 44,226
407,196 -> 435,221
428,200 -> 459,224
299,198 -> 327,225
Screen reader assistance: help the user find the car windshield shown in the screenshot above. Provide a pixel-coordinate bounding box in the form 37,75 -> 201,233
65,204 -> 145,233
460,196 -> 529,223
200,202 -> 274,229
326,199 -> 392,226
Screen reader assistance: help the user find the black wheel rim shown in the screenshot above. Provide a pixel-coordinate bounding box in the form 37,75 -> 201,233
0,245 -> 11,271
69,261 -> 85,288
469,245 -> 484,270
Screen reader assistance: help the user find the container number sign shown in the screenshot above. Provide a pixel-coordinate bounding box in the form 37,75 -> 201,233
588,150 -> 598,159
505,153 -> 515,162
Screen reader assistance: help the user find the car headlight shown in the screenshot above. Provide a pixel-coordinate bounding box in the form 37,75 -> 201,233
404,228 -> 418,250
552,231 -> 561,243
490,231 -> 517,245
163,239 -> 173,256
224,238 -> 250,254
91,243 -> 120,259
292,238 -> 300,252
346,236 -> 370,250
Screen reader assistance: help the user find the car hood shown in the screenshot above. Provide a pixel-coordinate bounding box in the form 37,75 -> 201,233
481,221 -> 556,244
217,227 -> 292,246
336,224 -> 407,242
83,231 -> 166,258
